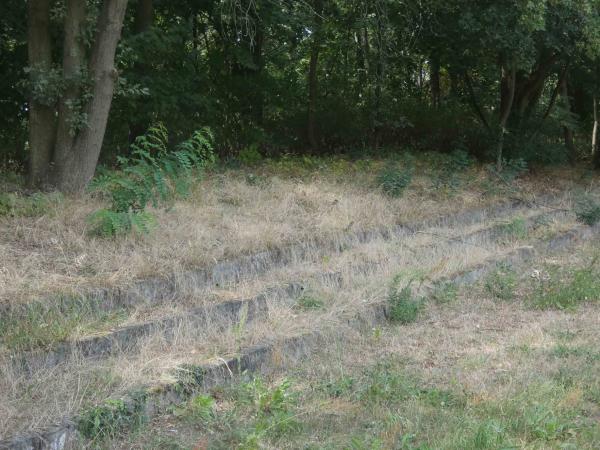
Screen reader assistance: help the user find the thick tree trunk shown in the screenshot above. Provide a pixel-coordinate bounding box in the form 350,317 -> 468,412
27,0 -> 56,188
307,0 -> 323,150
560,74 -> 576,165
497,63 -> 516,172
55,0 -> 129,193
52,0 -> 87,185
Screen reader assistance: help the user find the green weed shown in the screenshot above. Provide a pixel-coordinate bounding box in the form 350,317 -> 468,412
530,264 -> 600,310
497,216 -> 528,239
0,191 -> 63,218
173,394 -> 215,424
575,194 -> 600,226
484,264 -> 517,301
238,144 -> 263,165
78,394 -> 146,443
377,158 -> 414,197
431,281 -> 458,304
294,295 -> 325,310
88,124 -> 215,236
387,277 -> 424,324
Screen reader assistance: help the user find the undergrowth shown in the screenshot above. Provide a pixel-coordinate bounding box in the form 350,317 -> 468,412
88,124 -> 215,236
0,191 -> 63,218
377,156 -> 414,197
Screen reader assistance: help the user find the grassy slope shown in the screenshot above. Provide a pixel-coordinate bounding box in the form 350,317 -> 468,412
111,238 -> 600,450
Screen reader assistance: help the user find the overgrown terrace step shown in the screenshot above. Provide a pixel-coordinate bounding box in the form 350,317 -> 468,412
2,219 -> 595,450
6,208 -> 563,376
0,195 -> 559,319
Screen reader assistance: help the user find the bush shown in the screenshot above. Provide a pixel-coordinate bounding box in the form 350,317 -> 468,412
238,144 -> 263,165
485,264 -> 517,301
88,124 -> 215,236
377,158 -> 414,197
575,194 -> 600,226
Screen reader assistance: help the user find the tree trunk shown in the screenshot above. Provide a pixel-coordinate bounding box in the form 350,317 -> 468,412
27,0 -> 55,188
134,0 -> 153,33
497,63 -> 516,172
560,74 -> 576,165
592,95 -> 598,169
430,55 -> 440,109
307,0 -> 323,150
55,0 -> 129,193
52,0 -> 87,185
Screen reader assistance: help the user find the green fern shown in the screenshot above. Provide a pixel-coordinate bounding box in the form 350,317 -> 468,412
88,124 -> 214,237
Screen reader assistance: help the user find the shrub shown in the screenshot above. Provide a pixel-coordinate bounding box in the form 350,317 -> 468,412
387,276 -> 423,324
88,124 -> 215,236
574,194 -> 600,226
377,158 -> 414,197
433,149 -> 475,192
484,264 -> 517,301
238,144 -> 263,165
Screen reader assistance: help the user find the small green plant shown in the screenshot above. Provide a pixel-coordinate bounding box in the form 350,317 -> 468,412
530,262 -> 600,310
431,281 -> 458,304
238,144 -> 263,165
497,216 -> 528,239
377,159 -> 414,197
78,396 -> 145,443
236,378 -> 300,440
574,194 -> 600,226
484,264 -> 517,301
295,295 -> 324,310
88,124 -> 215,236
173,394 -> 215,423
387,276 -> 424,324
433,149 -> 474,192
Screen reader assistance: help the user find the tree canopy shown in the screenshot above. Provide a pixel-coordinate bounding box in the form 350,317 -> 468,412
2,0 -> 600,192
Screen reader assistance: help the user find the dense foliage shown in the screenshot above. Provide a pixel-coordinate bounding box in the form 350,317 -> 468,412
2,0 -> 600,191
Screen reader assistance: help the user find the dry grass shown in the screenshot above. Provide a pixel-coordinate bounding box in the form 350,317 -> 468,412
110,238 -> 600,450
0,160 -> 589,307
0,199 -> 580,440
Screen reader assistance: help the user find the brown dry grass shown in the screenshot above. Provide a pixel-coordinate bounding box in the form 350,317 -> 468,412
110,237 -> 600,450
0,161 -> 589,307
0,199 -> 580,439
